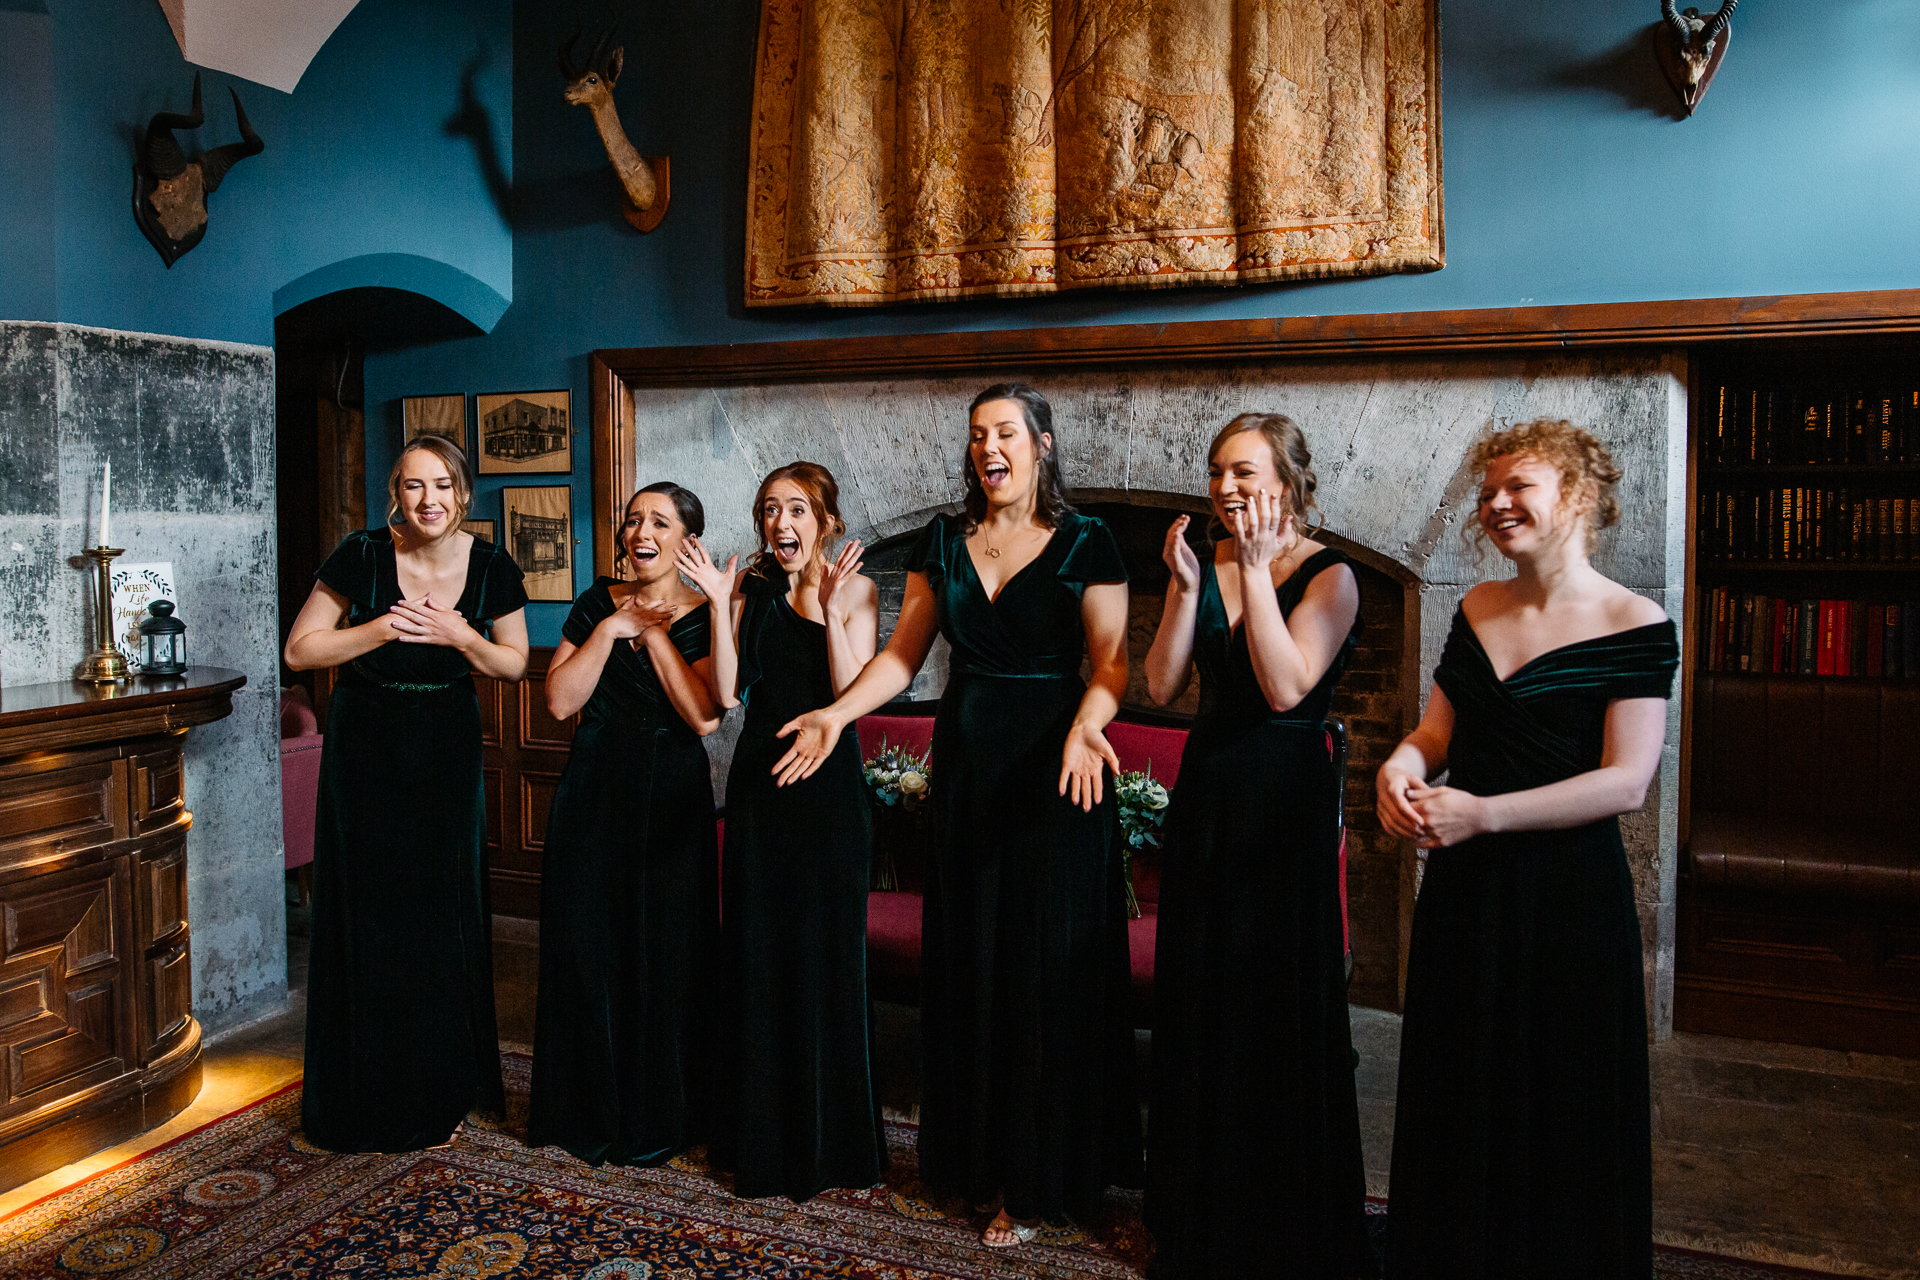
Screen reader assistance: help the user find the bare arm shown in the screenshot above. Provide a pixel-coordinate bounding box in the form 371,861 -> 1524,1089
1376,683 -> 1454,840
1241,562 -> 1359,712
545,594 -> 669,720
1144,515 -> 1201,706
676,538 -> 743,707
818,541 -> 879,697
1059,581 -> 1129,810
644,626 -> 724,736
464,610 -> 531,681
283,581 -> 396,671
771,569 -> 941,785
1407,696 -> 1668,847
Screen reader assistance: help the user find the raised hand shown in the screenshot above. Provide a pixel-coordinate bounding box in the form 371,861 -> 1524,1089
675,536 -> 736,604
389,594 -> 473,649
816,537 -> 865,614
771,709 -> 845,786
1059,721 -> 1121,811
1162,515 -> 1201,593
1231,488 -> 1293,573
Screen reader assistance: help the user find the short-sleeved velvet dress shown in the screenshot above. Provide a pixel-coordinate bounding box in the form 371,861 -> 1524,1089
527,580 -> 718,1167
1386,608 -> 1678,1279
1146,548 -> 1373,1278
710,560 -> 885,1201
302,528 -> 527,1153
906,511 -> 1144,1224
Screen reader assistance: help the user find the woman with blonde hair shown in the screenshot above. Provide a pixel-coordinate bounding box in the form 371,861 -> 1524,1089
678,460 -> 886,1201
1377,421 -> 1677,1278
285,436 -> 529,1152
1142,413 -> 1371,1278
528,482 -> 723,1168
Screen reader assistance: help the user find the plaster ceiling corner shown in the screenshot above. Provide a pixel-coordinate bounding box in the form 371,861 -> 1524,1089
154,0 -> 361,94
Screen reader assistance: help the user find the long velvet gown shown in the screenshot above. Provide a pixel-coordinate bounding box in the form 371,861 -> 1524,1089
711,561 -> 886,1201
1386,608 -> 1678,1279
907,510 -> 1144,1224
527,580 -> 718,1167
303,527 -> 526,1153
1146,548 -> 1373,1278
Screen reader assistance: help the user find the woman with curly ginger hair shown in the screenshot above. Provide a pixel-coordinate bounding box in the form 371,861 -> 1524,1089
1377,420 -> 1677,1279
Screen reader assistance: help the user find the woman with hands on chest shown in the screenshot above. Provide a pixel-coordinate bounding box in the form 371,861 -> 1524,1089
676,461 -> 887,1203
1375,422 -> 1677,1280
766,384 -> 1141,1247
1141,414 -> 1372,1279
284,437 -> 529,1153
528,483 -> 724,1169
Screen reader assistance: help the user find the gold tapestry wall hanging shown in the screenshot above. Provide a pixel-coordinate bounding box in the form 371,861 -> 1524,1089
746,0 -> 1442,307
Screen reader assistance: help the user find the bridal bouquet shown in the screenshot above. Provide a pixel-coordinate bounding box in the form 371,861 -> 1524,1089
1113,768 -> 1170,919
864,742 -> 932,890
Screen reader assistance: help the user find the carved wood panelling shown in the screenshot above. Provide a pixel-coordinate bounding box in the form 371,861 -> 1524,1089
0,759 -> 123,873
478,649 -> 577,919
0,863 -> 130,1110
129,751 -> 183,835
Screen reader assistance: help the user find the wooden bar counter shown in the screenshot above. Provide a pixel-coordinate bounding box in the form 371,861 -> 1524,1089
0,667 -> 244,1192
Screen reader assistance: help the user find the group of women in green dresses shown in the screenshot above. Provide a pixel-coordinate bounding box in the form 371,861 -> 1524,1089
285,385 -> 1676,1279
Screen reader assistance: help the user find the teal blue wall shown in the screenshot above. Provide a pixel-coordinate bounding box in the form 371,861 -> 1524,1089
1,0 -> 513,346
368,0 -> 1920,646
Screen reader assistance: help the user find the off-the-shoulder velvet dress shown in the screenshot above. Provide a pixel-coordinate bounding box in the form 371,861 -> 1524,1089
710,560 -> 886,1201
302,528 -> 527,1153
906,510 -> 1144,1224
527,580 -> 718,1167
1386,608 -> 1678,1279
1147,548 -> 1373,1278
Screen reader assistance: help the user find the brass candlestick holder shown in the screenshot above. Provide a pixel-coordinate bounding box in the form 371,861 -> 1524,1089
76,546 -> 131,684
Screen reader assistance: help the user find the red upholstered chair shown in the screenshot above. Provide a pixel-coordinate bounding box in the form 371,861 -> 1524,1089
1105,720 -> 1188,1025
280,690 -> 324,902
855,713 -> 935,762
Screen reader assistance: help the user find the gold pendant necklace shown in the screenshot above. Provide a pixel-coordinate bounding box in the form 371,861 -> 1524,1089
983,526 -> 1003,558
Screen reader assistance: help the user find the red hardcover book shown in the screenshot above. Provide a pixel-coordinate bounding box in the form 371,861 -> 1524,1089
1710,587 -> 1728,671
1818,600 -> 1837,675
1836,600 -> 1852,676
1773,598 -> 1791,673
1867,604 -> 1886,677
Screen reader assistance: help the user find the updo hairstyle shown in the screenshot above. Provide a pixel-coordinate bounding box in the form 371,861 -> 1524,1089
385,436 -> 473,530
1464,419 -> 1621,555
961,382 -> 1075,531
750,461 -> 847,575
615,481 -> 705,575
1204,412 -> 1320,542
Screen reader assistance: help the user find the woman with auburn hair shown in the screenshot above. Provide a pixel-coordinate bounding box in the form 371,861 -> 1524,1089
528,482 -> 723,1168
768,385 -> 1141,1246
1377,421 -> 1676,1278
285,436 -> 529,1152
677,460 -> 886,1202
1141,413 -> 1372,1278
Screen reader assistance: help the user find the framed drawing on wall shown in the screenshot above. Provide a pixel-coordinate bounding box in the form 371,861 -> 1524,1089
403,394 -> 467,446
476,390 -> 571,475
501,486 -> 573,602
461,518 -> 496,543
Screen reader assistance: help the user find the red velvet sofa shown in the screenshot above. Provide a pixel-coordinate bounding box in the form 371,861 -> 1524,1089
280,691 -> 324,900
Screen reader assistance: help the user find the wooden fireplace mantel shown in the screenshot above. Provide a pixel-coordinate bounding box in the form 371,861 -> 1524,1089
0,667 -> 244,1193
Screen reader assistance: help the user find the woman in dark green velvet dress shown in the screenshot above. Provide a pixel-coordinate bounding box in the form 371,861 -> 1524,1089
770,384 -> 1142,1247
678,461 -> 887,1202
527,483 -> 723,1167
285,437 -> 529,1153
1142,415 -> 1372,1278
1377,422 -> 1677,1279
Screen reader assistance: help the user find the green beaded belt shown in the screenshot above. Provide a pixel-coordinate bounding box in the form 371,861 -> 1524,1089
347,658 -> 461,692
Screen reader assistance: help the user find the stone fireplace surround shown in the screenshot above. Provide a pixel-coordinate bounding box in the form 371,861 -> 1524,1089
602,344 -> 1689,1034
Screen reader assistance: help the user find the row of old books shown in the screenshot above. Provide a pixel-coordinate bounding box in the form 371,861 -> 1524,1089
1699,487 -> 1918,562
1701,589 -> 1920,677
1705,386 -> 1919,466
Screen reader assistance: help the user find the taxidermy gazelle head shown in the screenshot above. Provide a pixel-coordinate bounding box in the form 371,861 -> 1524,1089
1656,0 -> 1738,116
558,18 -> 669,233
134,72 -> 264,267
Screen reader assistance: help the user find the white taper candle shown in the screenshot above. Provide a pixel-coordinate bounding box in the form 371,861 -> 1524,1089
100,461 -> 112,548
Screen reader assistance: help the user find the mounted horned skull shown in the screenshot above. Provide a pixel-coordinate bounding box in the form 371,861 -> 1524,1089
1656,0 -> 1738,116
559,18 -> 669,233
133,73 -> 265,268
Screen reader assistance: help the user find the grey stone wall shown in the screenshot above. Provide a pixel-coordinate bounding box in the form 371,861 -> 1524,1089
0,322 -> 284,1037
633,349 -> 1689,1036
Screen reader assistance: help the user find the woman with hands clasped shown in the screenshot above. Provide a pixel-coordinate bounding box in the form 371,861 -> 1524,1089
676,461 -> 887,1202
285,437 -> 529,1153
527,482 -> 724,1168
1141,414 -> 1373,1279
1375,422 -> 1676,1279
766,385 -> 1141,1246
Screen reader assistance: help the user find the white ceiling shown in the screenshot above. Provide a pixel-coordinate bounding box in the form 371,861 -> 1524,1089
156,0 -> 362,94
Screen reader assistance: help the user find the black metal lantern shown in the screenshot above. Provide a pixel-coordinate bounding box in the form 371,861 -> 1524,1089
138,600 -> 187,676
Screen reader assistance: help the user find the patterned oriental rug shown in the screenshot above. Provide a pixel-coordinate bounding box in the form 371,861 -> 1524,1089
0,1056 -> 1872,1280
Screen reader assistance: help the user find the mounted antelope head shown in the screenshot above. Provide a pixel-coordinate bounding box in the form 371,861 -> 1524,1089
559,18 -> 669,233
133,73 -> 265,267
1655,1 -> 1738,117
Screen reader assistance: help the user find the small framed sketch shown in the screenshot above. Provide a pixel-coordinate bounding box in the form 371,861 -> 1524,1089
403,394 -> 467,446
476,390 -> 570,475
501,486 -> 574,602
461,518 -> 496,543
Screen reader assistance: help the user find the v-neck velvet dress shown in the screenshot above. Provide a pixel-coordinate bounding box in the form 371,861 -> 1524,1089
906,510 -> 1144,1224
303,528 -> 527,1153
1146,549 -> 1372,1279
527,580 -> 718,1167
1386,609 -> 1678,1279
710,561 -> 885,1201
